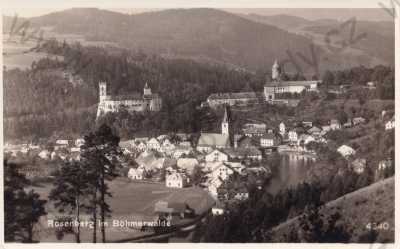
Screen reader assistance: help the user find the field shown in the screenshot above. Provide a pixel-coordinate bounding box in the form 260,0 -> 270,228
3,39 -> 63,70
30,177 -> 215,242
269,177 -> 395,242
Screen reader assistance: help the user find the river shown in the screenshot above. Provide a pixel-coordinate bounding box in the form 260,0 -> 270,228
266,152 -> 316,195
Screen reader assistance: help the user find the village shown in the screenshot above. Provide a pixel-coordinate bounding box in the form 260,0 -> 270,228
4,102 -> 395,218
4,61 -> 396,221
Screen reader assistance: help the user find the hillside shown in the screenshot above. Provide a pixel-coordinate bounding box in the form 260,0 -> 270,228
269,177 -> 395,243
242,13 -> 394,68
4,8 -> 393,75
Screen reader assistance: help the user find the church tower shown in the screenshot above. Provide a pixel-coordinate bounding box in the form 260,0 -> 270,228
143,82 -> 152,96
272,59 -> 281,81
221,105 -> 231,135
221,105 -> 234,147
99,81 -> 107,102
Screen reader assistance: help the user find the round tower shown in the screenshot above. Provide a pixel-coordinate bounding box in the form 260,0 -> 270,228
272,59 -> 281,81
99,81 -> 107,102
143,82 -> 152,96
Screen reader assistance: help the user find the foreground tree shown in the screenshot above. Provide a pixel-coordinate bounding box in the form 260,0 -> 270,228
80,124 -> 122,243
49,160 -> 89,242
4,159 -> 47,242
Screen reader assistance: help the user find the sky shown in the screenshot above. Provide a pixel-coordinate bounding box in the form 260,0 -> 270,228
1,0 -> 396,21
2,7 -> 394,21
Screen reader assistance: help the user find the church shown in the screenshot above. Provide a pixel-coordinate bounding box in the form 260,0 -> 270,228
264,60 -> 320,101
197,106 -> 233,153
96,82 -> 162,117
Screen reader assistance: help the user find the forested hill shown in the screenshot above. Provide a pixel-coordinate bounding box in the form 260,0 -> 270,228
3,40 -> 260,142
3,38 -> 394,142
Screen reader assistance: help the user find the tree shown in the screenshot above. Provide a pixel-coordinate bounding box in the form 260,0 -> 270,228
80,124 -> 122,243
299,205 -> 351,242
4,159 -> 47,242
18,190 -> 47,242
191,165 -> 205,186
322,70 -> 334,86
49,160 -> 89,242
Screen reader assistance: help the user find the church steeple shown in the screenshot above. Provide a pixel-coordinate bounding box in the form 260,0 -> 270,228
221,105 -> 230,135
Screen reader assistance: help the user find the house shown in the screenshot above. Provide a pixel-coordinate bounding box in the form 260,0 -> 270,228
196,133 -> 230,153
224,147 -> 262,161
330,119 -> 342,130
234,189 -> 249,201
260,133 -> 278,148
246,166 -> 271,175
353,117 -> 366,126
279,122 -> 286,136
365,81 -> 376,89
351,158 -> 366,174
136,141 -> 147,152
177,158 -> 199,174
75,138 -> 85,147
161,139 -> 176,153
205,149 -> 229,162
242,123 -> 266,137
385,116 -> 395,130
343,120 -> 352,128
166,172 -> 189,188
70,147 -> 81,153
135,137 -> 149,143
297,134 -> 315,146
207,177 -> 224,197
38,150 -> 50,160
307,126 -> 321,136
321,125 -> 331,132
135,151 -> 159,172
128,167 -> 146,180
172,146 -> 193,159
288,130 -> 298,143
225,162 -> 246,175
147,138 -> 161,151
154,201 -> 192,220
178,141 -> 192,147
302,121 -> 313,128
337,145 -> 356,158
211,202 -> 225,216
119,140 -> 136,154
56,139 -> 69,146
55,139 -> 69,150
210,163 -> 236,181
378,159 -> 392,171
157,134 -> 169,142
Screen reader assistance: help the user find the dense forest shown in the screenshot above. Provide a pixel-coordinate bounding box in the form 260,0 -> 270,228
3,39 -> 395,142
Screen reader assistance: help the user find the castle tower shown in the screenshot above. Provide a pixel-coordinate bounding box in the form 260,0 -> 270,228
143,82 -> 152,96
272,59 -> 281,81
99,81 -> 107,102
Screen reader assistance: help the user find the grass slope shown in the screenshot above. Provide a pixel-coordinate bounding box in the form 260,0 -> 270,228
269,177 -> 395,243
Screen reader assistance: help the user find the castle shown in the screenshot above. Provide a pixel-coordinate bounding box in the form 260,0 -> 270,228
96,82 -> 162,117
205,60 -> 320,108
263,60 -> 320,101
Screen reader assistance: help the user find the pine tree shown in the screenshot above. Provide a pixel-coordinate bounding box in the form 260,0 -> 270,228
80,124 -> 122,243
49,160 -> 89,242
4,159 -> 47,242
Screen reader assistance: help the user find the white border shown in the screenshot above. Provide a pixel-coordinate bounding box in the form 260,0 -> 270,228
0,0 -> 398,248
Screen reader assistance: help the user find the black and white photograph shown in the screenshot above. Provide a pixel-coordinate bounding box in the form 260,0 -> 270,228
2,1 -> 397,244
